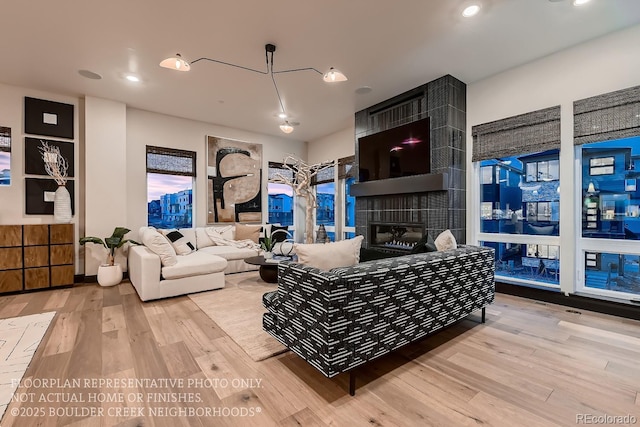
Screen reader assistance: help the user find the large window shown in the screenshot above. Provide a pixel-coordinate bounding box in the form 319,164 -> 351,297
267,162 -> 294,227
313,164 -> 336,241
584,251 -> 640,296
580,137 -> 640,240
0,127 -> 11,186
146,146 -> 196,229
480,150 -> 560,236
340,156 -> 356,239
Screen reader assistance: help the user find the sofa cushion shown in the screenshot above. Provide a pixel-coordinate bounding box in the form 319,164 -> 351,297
235,223 -> 262,243
142,228 -> 178,267
177,228 -> 197,248
161,252 -> 227,280
294,236 -> 364,270
195,228 -> 215,249
434,229 -> 457,251
161,229 -> 195,255
199,245 -> 259,261
411,234 -> 437,254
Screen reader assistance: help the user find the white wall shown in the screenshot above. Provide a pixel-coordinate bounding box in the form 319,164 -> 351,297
467,24 -> 640,294
0,82 -> 81,272
307,124 -> 355,164
125,108 -> 307,241
84,97 -> 128,275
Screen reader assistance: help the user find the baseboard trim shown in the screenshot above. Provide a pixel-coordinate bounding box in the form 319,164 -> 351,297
75,272 -> 129,284
496,281 -> 640,321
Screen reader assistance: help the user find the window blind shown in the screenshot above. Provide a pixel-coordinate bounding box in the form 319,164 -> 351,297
146,146 -> 196,176
338,155 -> 355,180
0,127 -> 10,153
268,161 -> 294,182
574,85 -> 640,146
311,163 -> 335,186
472,106 -> 561,162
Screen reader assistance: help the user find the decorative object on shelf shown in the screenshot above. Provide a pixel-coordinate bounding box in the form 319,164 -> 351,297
160,44 -> 347,134
206,136 -> 262,224
24,97 -> 74,139
316,224 -> 328,243
79,227 -> 140,287
39,140 -> 72,223
269,155 -> 335,244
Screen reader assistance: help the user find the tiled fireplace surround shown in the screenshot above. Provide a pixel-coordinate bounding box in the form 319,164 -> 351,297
354,75 -> 466,247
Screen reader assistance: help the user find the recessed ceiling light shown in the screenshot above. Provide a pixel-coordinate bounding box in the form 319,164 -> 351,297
573,0 -> 590,5
78,69 -> 102,80
125,75 -> 140,82
462,4 -> 481,17
355,86 -> 372,95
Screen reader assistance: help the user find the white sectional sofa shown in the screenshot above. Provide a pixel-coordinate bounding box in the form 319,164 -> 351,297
128,224 -> 289,301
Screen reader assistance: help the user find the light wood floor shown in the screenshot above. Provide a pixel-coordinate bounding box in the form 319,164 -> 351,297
1,273 -> 639,427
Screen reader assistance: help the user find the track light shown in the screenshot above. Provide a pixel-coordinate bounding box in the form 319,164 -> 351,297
160,44 -> 347,134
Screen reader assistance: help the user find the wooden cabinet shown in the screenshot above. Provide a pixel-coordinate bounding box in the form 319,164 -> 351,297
0,224 -> 75,294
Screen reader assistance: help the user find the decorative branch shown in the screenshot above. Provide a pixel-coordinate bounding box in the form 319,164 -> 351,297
39,141 -> 68,185
269,154 -> 335,243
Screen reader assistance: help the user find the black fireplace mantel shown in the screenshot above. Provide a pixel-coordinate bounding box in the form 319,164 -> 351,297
349,173 -> 448,197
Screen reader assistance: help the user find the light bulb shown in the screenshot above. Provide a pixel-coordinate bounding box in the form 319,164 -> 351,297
462,4 -> 480,17
280,122 -> 294,134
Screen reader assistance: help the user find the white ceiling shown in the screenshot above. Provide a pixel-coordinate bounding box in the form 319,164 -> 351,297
1,0 -> 639,142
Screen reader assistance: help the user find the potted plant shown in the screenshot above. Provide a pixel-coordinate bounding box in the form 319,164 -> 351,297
79,227 -> 139,287
260,228 -> 293,259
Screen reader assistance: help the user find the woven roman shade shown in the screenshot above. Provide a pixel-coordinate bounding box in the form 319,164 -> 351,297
146,146 -> 196,176
338,155 -> 355,180
268,161 -> 294,182
472,106 -> 561,162
311,164 -> 335,186
0,127 -> 10,153
574,85 -> 640,146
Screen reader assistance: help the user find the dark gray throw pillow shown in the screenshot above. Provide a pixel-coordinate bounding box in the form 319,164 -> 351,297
411,234 -> 437,254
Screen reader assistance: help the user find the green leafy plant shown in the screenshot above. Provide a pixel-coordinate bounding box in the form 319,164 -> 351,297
79,227 -> 139,266
260,229 -> 293,253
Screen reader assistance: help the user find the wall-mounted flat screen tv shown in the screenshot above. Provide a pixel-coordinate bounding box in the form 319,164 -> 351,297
357,117 -> 430,182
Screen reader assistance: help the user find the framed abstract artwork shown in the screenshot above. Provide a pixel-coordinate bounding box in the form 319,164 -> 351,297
24,137 -> 75,177
0,126 -> 11,186
25,178 -> 75,215
24,97 -> 74,139
206,136 -> 262,223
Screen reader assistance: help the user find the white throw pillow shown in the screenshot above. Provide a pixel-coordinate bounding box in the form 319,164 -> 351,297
160,229 -> 196,256
195,228 -> 215,249
294,236 -> 364,270
434,229 -> 457,251
142,228 -> 178,266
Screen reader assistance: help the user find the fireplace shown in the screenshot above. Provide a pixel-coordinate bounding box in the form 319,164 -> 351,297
370,223 -> 424,252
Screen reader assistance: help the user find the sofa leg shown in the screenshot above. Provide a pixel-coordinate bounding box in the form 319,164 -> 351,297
349,371 -> 356,396
481,307 -> 486,324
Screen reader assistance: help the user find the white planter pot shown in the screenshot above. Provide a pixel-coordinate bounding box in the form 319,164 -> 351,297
263,251 -> 273,259
97,264 -> 123,287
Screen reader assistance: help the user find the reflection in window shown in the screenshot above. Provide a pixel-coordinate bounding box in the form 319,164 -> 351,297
584,251 -> 640,296
0,126 -> 11,186
581,136 -> 640,240
268,183 -> 294,226
480,149 -> 559,236
481,240 -> 560,286
316,182 -> 335,226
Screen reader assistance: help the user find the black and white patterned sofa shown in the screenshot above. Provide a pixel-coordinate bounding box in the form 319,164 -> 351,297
262,245 -> 495,395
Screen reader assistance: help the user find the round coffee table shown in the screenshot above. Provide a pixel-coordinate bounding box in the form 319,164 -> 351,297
244,256 -> 280,283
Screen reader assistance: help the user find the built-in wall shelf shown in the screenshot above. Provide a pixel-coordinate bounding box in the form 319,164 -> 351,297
350,173 -> 448,197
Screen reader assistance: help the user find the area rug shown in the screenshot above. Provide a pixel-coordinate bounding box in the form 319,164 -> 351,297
189,273 -> 288,362
0,311 -> 56,422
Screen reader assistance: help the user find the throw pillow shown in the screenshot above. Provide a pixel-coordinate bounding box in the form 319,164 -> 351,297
434,229 -> 457,251
270,224 -> 289,243
141,228 -> 178,267
160,229 -> 195,255
294,235 -> 364,270
235,223 -> 262,243
411,234 -> 438,254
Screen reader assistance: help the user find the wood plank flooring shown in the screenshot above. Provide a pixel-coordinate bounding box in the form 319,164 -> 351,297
1,272 -> 639,426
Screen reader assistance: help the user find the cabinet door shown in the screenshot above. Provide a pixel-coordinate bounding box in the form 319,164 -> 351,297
24,246 -> 49,268
51,266 -> 74,287
0,248 -> 22,269
0,270 -> 23,293
0,225 -> 22,246
51,244 -> 74,265
25,268 -> 49,290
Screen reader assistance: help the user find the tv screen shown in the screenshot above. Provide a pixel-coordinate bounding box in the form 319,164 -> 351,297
357,117 -> 430,182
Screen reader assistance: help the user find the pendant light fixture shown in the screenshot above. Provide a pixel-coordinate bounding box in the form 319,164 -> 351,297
160,44 -> 348,134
